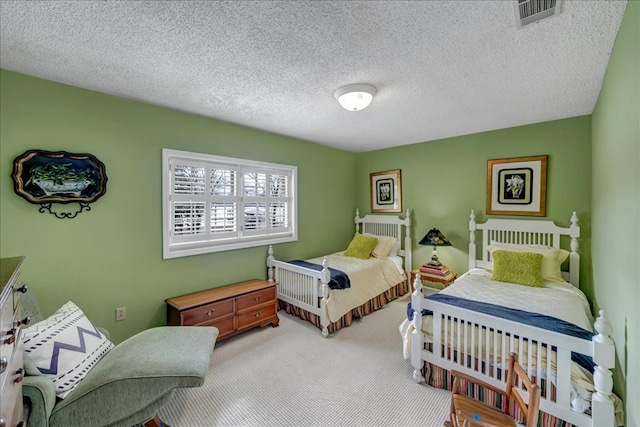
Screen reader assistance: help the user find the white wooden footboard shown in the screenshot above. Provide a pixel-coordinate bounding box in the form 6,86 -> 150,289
267,245 -> 332,336
410,277 -> 616,427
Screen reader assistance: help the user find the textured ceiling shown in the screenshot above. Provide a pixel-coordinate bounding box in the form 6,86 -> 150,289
0,1 -> 627,152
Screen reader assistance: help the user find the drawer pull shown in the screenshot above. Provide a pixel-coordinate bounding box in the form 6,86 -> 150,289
254,312 -> 261,317
13,316 -> 31,328
14,368 -> 24,383
254,296 -> 261,302
0,357 -> 7,374
14,284 -> 28,293
205,309 -> 216,317
2,329 -> 16,345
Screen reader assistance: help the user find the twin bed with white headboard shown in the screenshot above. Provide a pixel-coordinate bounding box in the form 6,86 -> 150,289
267,209 -> 412,337
400,210 -> 621,427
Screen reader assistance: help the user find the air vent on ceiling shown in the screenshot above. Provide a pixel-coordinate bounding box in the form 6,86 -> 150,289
514,0 -> 562,28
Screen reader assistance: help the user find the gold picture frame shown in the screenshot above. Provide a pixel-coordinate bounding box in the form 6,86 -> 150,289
486,155 -> 547,216
370,169 -> 402,213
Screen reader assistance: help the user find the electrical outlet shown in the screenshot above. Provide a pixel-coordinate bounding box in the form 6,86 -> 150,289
115,307 -> 126,321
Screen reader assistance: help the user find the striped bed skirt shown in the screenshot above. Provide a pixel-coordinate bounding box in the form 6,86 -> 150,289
421,355 -> 573,427
278,279 -> 410,334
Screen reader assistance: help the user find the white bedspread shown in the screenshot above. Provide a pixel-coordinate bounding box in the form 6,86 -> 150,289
307,252 -> 405,322
438,268 -> 594,330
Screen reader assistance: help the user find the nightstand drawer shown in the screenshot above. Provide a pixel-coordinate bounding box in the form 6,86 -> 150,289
236,287 -> 275,312
180,299 -> 234,326
237,305 -> 277,330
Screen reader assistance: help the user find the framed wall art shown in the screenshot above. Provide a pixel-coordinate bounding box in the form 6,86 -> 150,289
486,155 -> 547,216
12,150 -> 108,218
370,169 -> 402,213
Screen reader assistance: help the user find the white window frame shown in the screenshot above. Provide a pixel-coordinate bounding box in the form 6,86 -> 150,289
162,148 -> 297,259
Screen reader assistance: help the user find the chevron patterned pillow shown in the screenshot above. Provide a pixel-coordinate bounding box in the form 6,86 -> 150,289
22,300 -> 114,398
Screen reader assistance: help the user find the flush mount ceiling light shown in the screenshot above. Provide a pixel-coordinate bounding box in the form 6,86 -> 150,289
334,83 -> 377,111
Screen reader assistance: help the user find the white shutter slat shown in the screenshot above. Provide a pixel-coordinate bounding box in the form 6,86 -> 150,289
210,202 -> 237,233
269,173 -> 289,197
269,202 -> 288,229
173,202 -> 206,236
243,202 -> 267,232
173,164 -> 205,195
210,168 -> 236,196
243,172 -> 268,197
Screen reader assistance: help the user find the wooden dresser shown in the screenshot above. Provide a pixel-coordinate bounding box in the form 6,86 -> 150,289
1,257 -> 29,427
165,279 -> 279,341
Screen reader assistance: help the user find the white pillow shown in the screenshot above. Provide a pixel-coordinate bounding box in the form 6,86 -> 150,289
487,242 -> 570,284
364,233 -> 398,259
389,239 -> 401,257
22,301 -> 114,398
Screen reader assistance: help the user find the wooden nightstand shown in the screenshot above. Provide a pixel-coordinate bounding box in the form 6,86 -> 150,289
410,267 -> 457,288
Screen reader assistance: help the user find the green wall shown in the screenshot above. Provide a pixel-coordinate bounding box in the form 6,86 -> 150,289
0,70 -> 358,343
592,1 -> 639,425
356,117 -> 593,297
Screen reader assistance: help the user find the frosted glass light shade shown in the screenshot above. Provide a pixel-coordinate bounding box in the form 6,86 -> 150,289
334,84 -> 377,111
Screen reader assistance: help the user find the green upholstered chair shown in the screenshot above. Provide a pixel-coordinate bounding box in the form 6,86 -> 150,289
19,291 -> 218,427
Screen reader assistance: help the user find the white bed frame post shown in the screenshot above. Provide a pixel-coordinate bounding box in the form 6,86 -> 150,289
469,210 -> 477,272
592,310 -> 616,426
404,209 -> 412,277
569,211 -> 580,286
410,274 -> 425,382
267,245 -> 275,283
318,257 -> 331,337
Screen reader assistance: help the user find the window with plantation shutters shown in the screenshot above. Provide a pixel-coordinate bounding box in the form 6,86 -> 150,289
162,149 -> 297,259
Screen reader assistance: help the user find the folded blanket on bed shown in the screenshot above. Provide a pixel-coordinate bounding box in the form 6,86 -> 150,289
287,260 -> 351,289
407,294 -> 595,373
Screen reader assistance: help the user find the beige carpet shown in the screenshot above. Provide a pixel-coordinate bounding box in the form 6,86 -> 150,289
158,293 -> 451,427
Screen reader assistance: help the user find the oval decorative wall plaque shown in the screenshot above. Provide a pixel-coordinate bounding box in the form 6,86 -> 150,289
12,150 -> 108,218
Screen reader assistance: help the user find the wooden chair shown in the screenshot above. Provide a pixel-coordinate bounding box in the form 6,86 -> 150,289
445,352 -> 541,427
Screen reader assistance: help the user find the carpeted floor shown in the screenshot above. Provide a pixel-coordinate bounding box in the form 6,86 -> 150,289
158,293 -> 451,427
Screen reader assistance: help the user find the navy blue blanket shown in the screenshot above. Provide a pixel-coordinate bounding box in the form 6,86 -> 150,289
287,260 -> 350,290
407,293 -> 595,372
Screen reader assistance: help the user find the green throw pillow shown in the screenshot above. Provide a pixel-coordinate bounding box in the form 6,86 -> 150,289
344,234 -> 378,259
488,244 -> 570,284
491,250 -> 544,287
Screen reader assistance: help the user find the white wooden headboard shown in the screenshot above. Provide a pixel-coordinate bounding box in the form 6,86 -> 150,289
355,208 -> 412,275
468,210 -> 580,286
